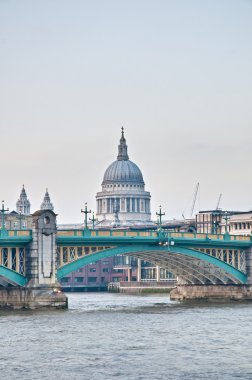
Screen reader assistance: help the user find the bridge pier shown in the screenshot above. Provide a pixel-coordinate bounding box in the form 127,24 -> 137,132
170,284 -> 252,301
24,210 -> 67,309
0,210 -> 67,309
0,286 -> 67,309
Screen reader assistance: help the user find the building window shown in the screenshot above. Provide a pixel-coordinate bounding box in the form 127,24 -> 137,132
88,277 -> 97,283
61,277 -> 70,283
89,268 -> 96,272
112,277 -> 120,282
74,277 -> 84,283
103,268 -> 109,273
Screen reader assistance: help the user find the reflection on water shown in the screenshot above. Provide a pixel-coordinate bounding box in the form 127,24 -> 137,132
1,292 -> 252,379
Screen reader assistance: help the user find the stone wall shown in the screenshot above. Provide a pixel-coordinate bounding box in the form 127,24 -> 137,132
170,284 -> 252,301
0,287 -> 67,310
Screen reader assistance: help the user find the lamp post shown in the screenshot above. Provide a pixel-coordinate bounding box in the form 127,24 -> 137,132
1,201 -> 9,230
156,205 -> 165,229
89,213 -> 97,230
81,203 -> 91,230
223,211 -> 230,234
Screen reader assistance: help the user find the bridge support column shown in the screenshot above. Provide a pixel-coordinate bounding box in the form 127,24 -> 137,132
137,259 -> 141,282
21,210 -> 67,309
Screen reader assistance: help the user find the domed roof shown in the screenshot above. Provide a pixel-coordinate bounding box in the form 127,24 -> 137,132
103,160 -> 144,184
102,128 -> 144,185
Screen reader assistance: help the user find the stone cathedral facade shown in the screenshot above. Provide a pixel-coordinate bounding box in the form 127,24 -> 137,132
96,128 -> 151,225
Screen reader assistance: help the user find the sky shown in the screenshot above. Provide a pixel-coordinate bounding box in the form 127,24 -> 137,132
0,0 -> 251,224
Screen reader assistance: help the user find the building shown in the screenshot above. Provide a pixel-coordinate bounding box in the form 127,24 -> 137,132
1,186 -> 54,230
60,129 -> 174,289
228,212 -> 252,236
196,209 -> 252,235
96,128 -> 151,225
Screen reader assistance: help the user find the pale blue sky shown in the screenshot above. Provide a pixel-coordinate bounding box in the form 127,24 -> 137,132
0,0 -> 251,223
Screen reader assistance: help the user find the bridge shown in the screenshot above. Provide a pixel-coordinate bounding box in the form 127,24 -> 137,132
1,209 -> 252,308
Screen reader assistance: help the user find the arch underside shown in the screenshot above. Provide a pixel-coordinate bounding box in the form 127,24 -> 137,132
57,245 -> 247,285
127,251 -> 240,285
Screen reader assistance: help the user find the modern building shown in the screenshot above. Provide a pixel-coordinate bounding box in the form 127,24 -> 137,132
196,209 -> 252,235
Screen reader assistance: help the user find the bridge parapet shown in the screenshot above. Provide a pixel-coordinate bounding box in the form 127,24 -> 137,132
0,229 -> 32,244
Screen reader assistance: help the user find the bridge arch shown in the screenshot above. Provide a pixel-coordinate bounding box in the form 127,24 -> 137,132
57,244 -> 247,285
0,265 -> 28,287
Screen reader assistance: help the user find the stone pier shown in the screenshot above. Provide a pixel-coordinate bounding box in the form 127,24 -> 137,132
170,284 -> 252,301
0,209 -> 67,309
0,286 -> 67,310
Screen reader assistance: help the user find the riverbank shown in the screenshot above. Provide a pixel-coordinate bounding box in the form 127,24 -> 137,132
108,281 -> 176,294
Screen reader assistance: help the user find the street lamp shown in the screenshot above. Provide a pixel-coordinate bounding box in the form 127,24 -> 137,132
89,212 -> 98,230
156,205 -> 165,229
1,201 -> 9,230
223,211 -> 230,234
81,203 -> 91,230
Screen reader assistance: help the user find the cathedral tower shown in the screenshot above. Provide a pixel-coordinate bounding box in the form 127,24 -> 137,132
16,185 -> 31,215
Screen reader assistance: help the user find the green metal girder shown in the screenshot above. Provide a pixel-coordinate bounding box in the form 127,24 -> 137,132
57,244 -> 247,284
0,265 -> 28,287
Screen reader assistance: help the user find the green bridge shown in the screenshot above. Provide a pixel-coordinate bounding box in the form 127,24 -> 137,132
1,226 -> 251,287
0,210 -> 252,307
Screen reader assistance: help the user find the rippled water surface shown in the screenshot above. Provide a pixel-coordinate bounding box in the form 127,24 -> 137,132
1,292 -> 252,379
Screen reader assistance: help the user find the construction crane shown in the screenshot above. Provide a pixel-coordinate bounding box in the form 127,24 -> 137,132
216,193 -> 222,210
190,182 -> 199,218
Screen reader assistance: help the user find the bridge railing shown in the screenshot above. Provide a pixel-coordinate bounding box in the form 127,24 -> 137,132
57,229 -> 158,238
56,229 -> 252,242
168,232 -> 252,242
0,230 -> 32,239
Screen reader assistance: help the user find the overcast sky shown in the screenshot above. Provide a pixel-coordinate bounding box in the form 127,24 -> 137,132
0,0 -> 251,223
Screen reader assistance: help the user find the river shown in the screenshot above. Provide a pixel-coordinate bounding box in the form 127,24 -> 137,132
1,292 -> 252,379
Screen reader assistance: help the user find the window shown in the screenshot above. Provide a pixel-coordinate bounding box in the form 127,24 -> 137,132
61,277 -> 70,283
112,277 -> 120,282
88,277 -> 97,283
102,261 -> 110,265
74,277 -> 84,283
103,268 -> 109,273
89,268 -> 96,272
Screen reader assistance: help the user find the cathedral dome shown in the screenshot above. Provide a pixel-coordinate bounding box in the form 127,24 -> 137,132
96,128 -> 151,224
102,128 -> 144,185
103,160 -> 144,184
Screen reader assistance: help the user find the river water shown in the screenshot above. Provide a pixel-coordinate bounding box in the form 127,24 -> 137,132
1,292 -> 252,380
